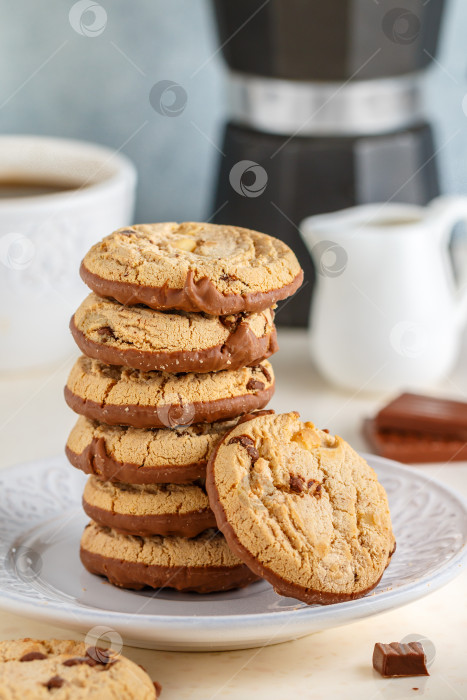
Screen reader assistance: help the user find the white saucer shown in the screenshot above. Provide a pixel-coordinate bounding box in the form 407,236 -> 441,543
0,454 -> 466,651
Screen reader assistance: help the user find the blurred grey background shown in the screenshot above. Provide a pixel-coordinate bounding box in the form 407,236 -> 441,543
1,0 -> 466,223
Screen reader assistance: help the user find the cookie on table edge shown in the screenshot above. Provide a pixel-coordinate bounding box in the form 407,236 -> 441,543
206,411 -> 396,605
0,638 -> 159,699
80,222 -> 303,315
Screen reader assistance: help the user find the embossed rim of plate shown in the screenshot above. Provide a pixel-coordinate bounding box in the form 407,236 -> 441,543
0,454 -> 466,651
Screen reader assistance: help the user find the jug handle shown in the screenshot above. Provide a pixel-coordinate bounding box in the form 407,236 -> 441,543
429,196 -> 467,326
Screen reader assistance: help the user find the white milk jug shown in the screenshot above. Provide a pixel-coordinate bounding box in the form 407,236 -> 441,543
300,197 -> 467,392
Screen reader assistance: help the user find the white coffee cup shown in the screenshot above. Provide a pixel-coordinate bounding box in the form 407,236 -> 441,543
0,135 -> 137,371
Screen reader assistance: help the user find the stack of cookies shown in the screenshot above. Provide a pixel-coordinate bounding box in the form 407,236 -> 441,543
64,222 -> 303,593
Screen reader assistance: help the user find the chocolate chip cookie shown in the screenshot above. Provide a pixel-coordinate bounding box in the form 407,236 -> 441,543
80,522 -> 260,593
80,222 -> 303,315
65,356 -> 275,428
70,293 -> 278,373
66,415 -> 266,484
206,412 -> 395,605
0,638 -> 158,699
83,476 -> 216,537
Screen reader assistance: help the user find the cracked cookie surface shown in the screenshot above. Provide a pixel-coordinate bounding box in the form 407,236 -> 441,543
65,356 -> 275,428
0,638 -> 158,699
83,476 -> 215,537
66,415 -> 240,483
80,222 -> 303,315
206,412 -> 395,604
80,522 -> 260,593
70,293 -> 278,373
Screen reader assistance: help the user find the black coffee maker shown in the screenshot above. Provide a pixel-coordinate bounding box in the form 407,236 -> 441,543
211,0 -> 446,326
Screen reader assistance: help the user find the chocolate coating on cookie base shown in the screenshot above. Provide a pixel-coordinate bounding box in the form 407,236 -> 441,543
206,418 -> 395,605
66,411 -> 275,484
80,548 -> 260,593
64,383 -> 275,428
80,263 -> 304,315
70,316 -> 278,373
82,498 -> 217,538
66,439 -> 208,484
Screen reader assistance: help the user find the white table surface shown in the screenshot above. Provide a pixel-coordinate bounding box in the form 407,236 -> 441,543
0,328 -> 466,699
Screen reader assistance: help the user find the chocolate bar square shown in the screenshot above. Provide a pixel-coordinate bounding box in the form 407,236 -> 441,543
373,642 -> 429,677
363,418 -> 467,464
375,393 -> 467,441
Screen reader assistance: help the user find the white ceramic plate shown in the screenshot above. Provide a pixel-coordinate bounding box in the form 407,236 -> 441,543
0,455 -> 466,651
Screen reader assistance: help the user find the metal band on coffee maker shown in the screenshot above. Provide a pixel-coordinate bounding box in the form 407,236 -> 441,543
228,72 -> 423,136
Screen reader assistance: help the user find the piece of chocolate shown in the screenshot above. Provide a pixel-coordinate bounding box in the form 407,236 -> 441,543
20,652 -> 47,662
246,379 -> 265,392
373,642 -> 429,677
228,435 -> 259,462
43,676 -> 65,689
86,646 -> 117,665
307,479 -> 322,497
363,418 -> 467,464
289,475 -> 305,493
375,392 -> 467,440
62,657 -> 96,667
258,364 -> 272,382
96,326 -> 116,340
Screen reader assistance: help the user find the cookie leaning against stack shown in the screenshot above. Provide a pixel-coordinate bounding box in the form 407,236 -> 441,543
65,221 -> 303,593
206,411 -> 395,604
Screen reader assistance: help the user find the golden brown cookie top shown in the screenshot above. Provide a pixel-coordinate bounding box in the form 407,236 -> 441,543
0,638 -> 157,699
207,412 -> 395,604
65,356 -> 275,428
83,476 -> 211,517
70,293 -> 277,373
73,293 -> 275,353
66,356 -> 274,408
67,415 -> 238,474
81,522 -> 243,569
66,414 -> 274,484
80,222 -> 303,314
